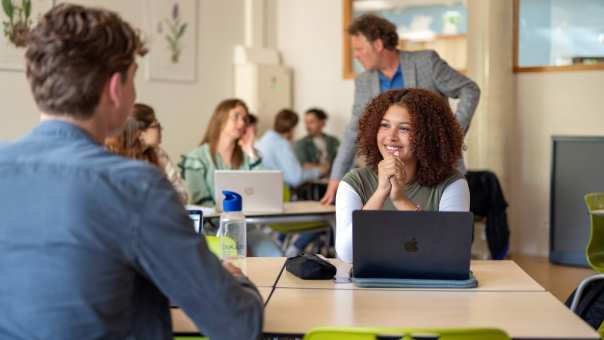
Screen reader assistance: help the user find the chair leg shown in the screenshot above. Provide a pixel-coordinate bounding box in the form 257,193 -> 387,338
570,273 -> 604,312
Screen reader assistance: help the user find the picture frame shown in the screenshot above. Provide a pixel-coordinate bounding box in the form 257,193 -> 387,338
144,0 -> 197,82
513,0 -> 604,73
0,0 -> 55,71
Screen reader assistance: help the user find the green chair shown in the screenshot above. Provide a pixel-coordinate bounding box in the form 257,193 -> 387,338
570,193 -> 604,314
269,185 -> 331,253
302,326 -> 510,340
584,193 -> 604,272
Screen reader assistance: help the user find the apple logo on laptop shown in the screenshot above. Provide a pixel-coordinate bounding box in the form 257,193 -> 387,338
244,187 -> 254,196
404,237 -> 419,252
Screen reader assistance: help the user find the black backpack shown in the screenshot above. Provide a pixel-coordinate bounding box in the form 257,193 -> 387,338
566,279 -> 604,330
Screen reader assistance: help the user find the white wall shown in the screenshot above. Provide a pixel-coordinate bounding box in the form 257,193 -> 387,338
512,71 -> 604,255
0,0 -> 246,161
270,0 -> 354,138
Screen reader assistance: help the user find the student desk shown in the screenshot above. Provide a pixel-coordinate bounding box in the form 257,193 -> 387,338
203,201 -> 335,225
241,257 -> 286,287
172,257 -> 598,339
171,257 -> 284,334
263,289 -> 599,339
276,259 -> 545,292
171,287 -> 272,334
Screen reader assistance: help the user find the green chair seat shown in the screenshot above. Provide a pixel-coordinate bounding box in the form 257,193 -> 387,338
269,221 -> 329,234
570,193 -> 604,312
585,193 -> 604,272
303,326 -> 510,340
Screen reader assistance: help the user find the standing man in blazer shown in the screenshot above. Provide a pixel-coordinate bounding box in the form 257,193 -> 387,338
320,14 -> 480,204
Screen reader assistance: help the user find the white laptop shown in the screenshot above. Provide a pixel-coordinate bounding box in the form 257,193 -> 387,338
214,170 -> 284,213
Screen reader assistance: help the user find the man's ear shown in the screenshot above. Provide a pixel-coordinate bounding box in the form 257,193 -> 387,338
373,38 -> 384,52
107,72 -> 123,107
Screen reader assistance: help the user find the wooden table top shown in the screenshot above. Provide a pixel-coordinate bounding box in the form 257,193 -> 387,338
277,259 -> 545,292
172,287 -> 272,334
264,289 -> 598,339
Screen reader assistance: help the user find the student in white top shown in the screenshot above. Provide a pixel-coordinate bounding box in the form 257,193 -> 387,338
335,88 -> 470,263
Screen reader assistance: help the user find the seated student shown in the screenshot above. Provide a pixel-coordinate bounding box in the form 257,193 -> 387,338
106,103 -> 189,203
180,100 -> 281,256
294,107 -> 340,175
256,109 -> 329,187
179,99 -> 261,206
0,4 -> 262,339
335,88 -> 470,263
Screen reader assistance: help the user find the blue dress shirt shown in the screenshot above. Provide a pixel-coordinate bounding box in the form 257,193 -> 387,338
378,63 -> 405,93
256,130 -> 321,187
0,121 -> 263,340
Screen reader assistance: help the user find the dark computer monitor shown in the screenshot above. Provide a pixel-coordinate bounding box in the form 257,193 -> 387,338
550,136 -> 604,266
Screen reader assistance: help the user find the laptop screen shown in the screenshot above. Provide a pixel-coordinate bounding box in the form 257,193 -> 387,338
213,170 -> 284,213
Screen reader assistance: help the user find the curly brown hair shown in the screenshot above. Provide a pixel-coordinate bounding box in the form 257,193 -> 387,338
105,103 -> 159,166
348,14 -> 399,50
357,88 -> 463,187
25,3 -> 147,119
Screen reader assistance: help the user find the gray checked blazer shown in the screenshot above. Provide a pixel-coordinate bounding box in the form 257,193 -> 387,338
330,49 -> 480,180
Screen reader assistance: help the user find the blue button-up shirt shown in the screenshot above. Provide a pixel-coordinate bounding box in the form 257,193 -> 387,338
256,129 -> 321,187
378,63 -> 405,93
0,121 -> 263,340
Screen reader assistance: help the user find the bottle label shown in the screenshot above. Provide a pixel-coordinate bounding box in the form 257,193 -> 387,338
220,235 -> 238,258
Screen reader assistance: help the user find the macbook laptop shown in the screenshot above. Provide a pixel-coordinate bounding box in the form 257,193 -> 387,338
214,170 -> 284,213
352,210 -> 473,281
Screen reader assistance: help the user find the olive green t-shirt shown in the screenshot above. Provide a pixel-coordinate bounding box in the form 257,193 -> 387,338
342,167 -> 464,211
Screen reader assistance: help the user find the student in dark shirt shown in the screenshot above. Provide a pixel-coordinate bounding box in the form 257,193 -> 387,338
0,4 -> 263,340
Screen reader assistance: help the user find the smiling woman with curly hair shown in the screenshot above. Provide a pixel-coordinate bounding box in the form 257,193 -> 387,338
335,88 -> 470,263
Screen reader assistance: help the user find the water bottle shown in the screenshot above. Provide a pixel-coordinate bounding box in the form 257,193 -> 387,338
217,191 -> 247,270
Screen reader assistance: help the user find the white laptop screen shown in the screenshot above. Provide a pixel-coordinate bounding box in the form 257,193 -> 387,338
214,170 -> 284,213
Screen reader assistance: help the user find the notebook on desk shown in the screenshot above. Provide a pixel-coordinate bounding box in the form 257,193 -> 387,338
352,210 -> 476,288
214,170 -> 284,213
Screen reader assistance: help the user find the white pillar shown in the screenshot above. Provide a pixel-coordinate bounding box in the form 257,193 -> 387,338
465,0 -> 515,187
244,0 -> 265,48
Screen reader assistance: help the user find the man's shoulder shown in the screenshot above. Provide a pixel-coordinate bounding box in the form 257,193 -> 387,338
105,154 -> 163,181
261,130 -> 288,149
401,49 -> 438,60
400,49 -> 440,69
1,137 -> 166,202
355,68 -> 376,84
296,135 -> 313,145
324,133 -> 339,143
67,145 -> 165,190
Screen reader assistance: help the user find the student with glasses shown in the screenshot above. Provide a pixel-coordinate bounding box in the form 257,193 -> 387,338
106,103 -> 189,203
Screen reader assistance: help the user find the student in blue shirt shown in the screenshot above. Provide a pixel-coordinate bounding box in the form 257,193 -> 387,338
257,109 -> 329,187
257,109 -> 330,256
0,4 -> 263,339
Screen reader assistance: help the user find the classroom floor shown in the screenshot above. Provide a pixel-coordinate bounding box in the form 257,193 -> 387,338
510,254 -> 595,302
